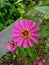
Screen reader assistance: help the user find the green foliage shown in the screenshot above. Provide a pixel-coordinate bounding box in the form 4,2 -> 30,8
46,38 -> 49,47
39,0 -> 49,6
3,52 -> 11,60
13,54 -> 16,60
42,38 -> 49,52
16,47 -> 27,58
39,25 -> 49,39
23,15 -> 36,21
0,0 -> 21,31
34,6 -> 49,16
10,64 -> 14,65
0,0 -> 36,31
0,0 -> 49,31
16,44 -> 38,61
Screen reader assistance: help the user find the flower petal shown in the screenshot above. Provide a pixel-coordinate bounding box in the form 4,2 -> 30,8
29,22 -> 36,30
31,32 -> 40,37
34,61 -> 43,65
15,22 -> 22,31
17,38 -> 24,47
6,41 -> 17,52
38,61 -> 43,65
24,19 -> 30,28
7,43 -> 11,51
28,20 -> 32,28
12,32 -> 20,37
31,27 -> 40,32
30,37 -> 38,43
12,27 -> 20,33
23,39 -> 28,48
14,37 -> 22,42
20,20 -> 25,29
28,39 -> 33,47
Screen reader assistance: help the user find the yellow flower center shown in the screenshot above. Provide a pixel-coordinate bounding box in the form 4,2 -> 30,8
21,30 -> 30,38
9,44 -> 14,48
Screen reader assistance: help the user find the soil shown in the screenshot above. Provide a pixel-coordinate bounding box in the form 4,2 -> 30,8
0,52 -> 23,65
41,52 -> 49,65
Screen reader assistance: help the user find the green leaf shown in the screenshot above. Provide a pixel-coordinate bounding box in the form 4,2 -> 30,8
25,45 -> 37,60
39,25 -> 49,39
10,64 -> 14,65
40,25 -> 49,31
18,3 -> 25,9
16,47 -> 27,58
16,47 -> 20,55
0,23 -> 3,31
3,55 -> 8,60
34,6 -> 49,16
15,0 -> 22,4
46,38 -> 49,47
13,54 -> 16,60
25,47 -> 33,58
19,47 -> 27,58
42,38 -> 49,53
42,15 -> 49,19
18,7 -> 25,14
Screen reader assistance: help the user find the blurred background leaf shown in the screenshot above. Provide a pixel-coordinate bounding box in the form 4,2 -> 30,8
34,6 -> 49,16
39,25 -> 49,39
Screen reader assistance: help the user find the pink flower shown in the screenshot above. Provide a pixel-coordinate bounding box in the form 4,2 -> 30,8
6,40 -> 17,52
34,61 -> 43,65
12,20 -> 40,48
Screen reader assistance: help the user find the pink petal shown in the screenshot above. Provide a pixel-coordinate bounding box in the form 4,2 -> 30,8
28,20 -> 33,28
20,20 -> 25,29
7,44 -> 11,50
34,61 -> 43,65
6,41 -> 17,52
17,38 -> 24,47
31,32 -> 40,37
15,22 -> 22,31
7,43 -> 13,52
29,22 -> 36,30
12,32 -> 20,37
24,19 -> 29,29
31,27 -> 40,32
11,45 -> 17,52
23,39 -> 28,48
14,37 -> 22,42
38,61 -> 43,65
30,37 -> 38,43
28,39 -> 33,47
12,28 -> 20,33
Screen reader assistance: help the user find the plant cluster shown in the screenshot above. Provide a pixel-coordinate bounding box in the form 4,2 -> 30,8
0,0 -> 49,65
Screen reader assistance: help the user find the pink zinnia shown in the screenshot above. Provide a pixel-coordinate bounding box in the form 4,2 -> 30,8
6,40 -> 17,52
12,20 -> 40,48
34,61 -> 43,65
